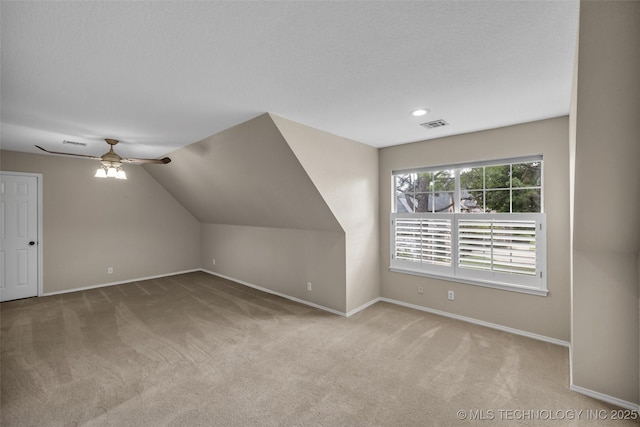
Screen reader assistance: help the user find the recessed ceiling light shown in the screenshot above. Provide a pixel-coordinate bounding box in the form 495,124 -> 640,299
411,109 -> 430,117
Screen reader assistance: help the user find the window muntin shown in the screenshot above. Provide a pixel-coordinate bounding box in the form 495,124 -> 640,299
395,159 -> 542,215
395,170 -> 455,213
391,157 -> 546,295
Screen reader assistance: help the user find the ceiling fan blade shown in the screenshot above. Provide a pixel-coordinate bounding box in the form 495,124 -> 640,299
35,145 -> 101,160
122,157 -> 171,164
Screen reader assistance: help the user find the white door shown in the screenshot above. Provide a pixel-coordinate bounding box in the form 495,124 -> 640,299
0,173 -> 39,302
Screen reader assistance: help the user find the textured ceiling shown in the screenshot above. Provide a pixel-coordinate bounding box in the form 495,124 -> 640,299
0,1 -> 579,159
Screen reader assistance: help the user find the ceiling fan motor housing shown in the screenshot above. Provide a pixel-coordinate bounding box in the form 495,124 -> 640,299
100,141 -> 123,167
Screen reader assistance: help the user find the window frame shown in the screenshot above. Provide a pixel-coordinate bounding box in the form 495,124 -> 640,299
390,156 -> 547,296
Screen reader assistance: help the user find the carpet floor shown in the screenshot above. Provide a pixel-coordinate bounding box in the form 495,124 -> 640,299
1,271 -> 636,426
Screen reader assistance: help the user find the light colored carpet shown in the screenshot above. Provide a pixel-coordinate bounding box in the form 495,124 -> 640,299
0,271 -> 635,426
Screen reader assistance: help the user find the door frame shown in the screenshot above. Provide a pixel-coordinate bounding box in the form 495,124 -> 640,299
1,171 -> 43,298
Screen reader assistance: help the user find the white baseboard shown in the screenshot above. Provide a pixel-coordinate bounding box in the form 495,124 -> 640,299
379,297 -> 570,348
201,269 -> 348,317
570,384 -> 639,412
346,297 -> 382,317
202,270 -> 382,319
42,269 -> 201,297
197,272 -> 570,348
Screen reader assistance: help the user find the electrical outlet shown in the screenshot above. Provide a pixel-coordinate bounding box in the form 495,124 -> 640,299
448,290 -> 454,301
212,258 -> 216,265
307,282 -> 312,291
107,267 -> 113,274
417,285 -> 424,294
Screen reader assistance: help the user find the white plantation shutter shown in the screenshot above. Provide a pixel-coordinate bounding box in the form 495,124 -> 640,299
458,218 -> 536,275
394,217 -> 422,262
455,214 -> 544,290
392,214 -> 453,276
419,218 -> 452,266
490,220 -> 537,275
391,213 -> 546,294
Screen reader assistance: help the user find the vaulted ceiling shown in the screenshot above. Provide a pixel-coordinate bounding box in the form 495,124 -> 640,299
1,1 -> 579,159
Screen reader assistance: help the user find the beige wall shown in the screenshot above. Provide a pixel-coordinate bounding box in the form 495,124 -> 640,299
572,1 -> 640,405
0,150 -> 201,294
271,115 -> 380,312
144,114 -> 341,232
379,117 -> 571,341
573,251 -> 638,401
148,113 -> 379,314
200,223 -> 346,312
145,114 -> 348,312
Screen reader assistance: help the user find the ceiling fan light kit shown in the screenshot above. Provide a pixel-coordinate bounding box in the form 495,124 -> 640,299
95,165 -> 127,180
94,139 -> 127,179
35,138 -> 171,180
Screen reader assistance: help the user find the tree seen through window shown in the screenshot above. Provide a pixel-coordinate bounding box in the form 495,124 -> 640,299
395,161 -> 541,214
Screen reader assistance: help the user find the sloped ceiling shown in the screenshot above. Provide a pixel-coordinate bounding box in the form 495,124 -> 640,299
271,114 -> 378,231
144,114 -> 341,232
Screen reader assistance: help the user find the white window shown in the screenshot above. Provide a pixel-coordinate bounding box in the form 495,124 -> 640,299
391,156 -> 547,295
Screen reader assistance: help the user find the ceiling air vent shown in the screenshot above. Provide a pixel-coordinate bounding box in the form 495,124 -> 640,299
420,119 -> 449,129
63,140 -> 87,147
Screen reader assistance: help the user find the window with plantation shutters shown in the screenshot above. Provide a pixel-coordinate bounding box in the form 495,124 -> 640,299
391,157 -> 547,295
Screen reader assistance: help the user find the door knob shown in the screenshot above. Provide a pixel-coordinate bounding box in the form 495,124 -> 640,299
29,241 -> 35,246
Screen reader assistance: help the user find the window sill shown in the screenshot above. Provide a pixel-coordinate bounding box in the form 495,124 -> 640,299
388,266 -> 549,297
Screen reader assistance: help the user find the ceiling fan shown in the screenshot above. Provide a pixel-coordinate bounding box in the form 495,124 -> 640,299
35,139 -> 171,180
